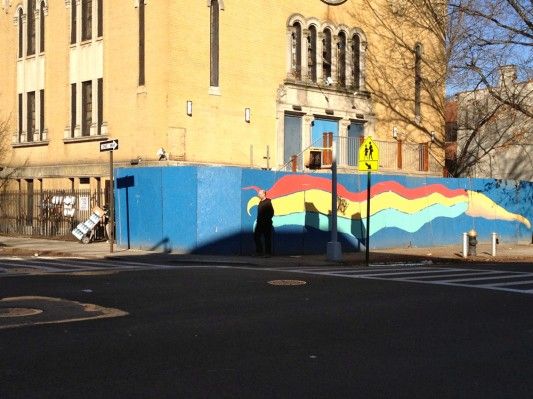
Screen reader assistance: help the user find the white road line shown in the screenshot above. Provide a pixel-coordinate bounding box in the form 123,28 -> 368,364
405,271 -> 509,280
352,268 -> 453,277
267,266 -> 533,295
437,273 -> 533,283
480,280 -> 533,287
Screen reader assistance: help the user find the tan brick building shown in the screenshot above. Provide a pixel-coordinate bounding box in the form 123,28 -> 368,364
0,0 -> 445,192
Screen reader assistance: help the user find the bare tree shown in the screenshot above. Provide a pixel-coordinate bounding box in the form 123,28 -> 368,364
0,114 -> 18,192
353,0 -> 532,178
446,0 -> 532,178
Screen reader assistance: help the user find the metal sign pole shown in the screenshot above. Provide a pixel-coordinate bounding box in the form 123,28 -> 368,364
109,150 -> 114,253
365,171 -> 371,267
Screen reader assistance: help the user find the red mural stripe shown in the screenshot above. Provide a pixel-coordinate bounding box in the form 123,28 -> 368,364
263,175 -> 466,201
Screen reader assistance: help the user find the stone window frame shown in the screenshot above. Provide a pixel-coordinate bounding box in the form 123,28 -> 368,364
14,1 -> 47,59
63,0 -> 107,142
12,1 -> 49,146
286,14 -> 367,91
66,0 -> 102,45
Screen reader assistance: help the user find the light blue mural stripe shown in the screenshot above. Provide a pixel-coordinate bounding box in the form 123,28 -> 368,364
273,202 -> 469,236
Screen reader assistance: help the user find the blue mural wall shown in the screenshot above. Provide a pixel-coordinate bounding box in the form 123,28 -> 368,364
114,166 -> 533,255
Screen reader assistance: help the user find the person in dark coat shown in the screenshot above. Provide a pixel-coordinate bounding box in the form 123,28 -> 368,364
254,189 -> 274,256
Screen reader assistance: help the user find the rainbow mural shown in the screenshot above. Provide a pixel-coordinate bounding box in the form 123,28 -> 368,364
245,175 -> 531,237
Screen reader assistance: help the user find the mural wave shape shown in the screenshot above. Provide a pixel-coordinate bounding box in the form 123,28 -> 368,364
244,175 -> 531,234
248,189 -> 469,219
274,203 -> 469,236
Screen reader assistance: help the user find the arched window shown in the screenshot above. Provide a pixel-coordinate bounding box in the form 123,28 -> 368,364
414,43 -> 422,118
27,0 -> 35,56
352,34 -> 361,90
18,8 -> 23,58
39,1 -> 45,53
210,0 -> 220,87
337,31 -> 346,87
291,22 -> 302,79
308,25 -> 317,83
322,28 -> 332,80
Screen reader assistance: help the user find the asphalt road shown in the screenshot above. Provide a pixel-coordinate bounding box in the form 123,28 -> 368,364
1,258 -> 532,398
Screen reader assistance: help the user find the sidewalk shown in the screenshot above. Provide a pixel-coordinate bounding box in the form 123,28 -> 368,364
1,235 -> 532,266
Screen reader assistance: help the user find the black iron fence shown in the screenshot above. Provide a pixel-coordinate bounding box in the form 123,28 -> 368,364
0,189 -> 106,239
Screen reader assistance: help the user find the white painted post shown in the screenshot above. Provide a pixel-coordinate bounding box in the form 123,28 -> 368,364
463,232 -> 468,258
492,232 -> 497,257
327,137 -> 342,261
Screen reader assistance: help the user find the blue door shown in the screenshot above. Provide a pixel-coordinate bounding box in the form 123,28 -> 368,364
284,114 -> 302,169
347,122 -> 364,166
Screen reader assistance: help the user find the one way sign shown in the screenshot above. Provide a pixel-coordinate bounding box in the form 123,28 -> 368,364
100,139 -> 119,152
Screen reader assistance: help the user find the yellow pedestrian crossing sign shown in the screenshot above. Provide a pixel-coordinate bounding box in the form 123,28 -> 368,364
359,137 -> 379,171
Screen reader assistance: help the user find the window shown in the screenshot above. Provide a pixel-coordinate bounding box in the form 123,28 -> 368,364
322,28 -> 332,80
139,0 -> 145,86
82,0 -> 93,41
71,83 -> 76,137
26,179 -> 34,225
18,8 -> 23,58
97,78 -> 103,135
39,2 -> 45,52
291,22 -> 302,79
414,43 -> 422,118
82,81 -> 92,136
286,17 -> 365,91
27,0 -> 36,56
27,91 -> 36,142
210,0 -> 220,87
71,1 -> 77,44
40,89 -> 44,140
98,0 -> 103,37
352,34 -> 361,90
337,32 -> 346,87
18,93 -> 23,140
308,25 -> 317,82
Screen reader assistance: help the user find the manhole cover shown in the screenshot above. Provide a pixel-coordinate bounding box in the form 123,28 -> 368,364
268,279 -> 307,286
0,308 -> 43,318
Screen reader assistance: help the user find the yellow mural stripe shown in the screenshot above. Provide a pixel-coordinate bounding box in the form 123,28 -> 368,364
466,191 -> 531,228
248,189 -> 468,219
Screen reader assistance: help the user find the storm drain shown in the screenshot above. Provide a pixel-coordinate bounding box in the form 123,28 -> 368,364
268,279 -> 307,286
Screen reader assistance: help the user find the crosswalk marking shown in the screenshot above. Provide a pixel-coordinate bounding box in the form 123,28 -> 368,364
268,265 -> 533,295
2,257 -> 532,296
